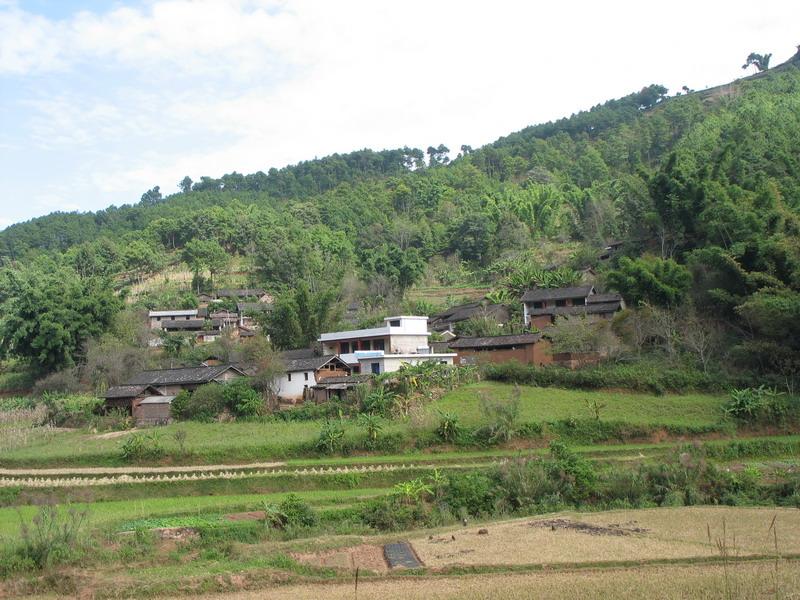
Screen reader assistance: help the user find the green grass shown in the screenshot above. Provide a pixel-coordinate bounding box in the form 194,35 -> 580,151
0,487 -> 390,537
0,383 -> 733,468
431,382 -> 726,427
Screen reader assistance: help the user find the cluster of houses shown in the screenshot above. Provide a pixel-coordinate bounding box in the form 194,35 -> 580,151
148,288 -> 272,346
107,284 -> 623,425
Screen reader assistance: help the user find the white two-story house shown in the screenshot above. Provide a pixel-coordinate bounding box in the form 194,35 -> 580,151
318,316 -> 456,374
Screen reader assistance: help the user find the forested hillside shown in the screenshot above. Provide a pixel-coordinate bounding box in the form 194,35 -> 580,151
1,52 -> 799,388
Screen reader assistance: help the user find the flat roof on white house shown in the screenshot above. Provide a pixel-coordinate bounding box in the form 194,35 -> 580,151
383,315 -> 429,321
149,310 -> 198,318
357,353 -> 457,361
319,316 -> 431,343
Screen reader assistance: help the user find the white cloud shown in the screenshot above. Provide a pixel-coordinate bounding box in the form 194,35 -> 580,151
2,0 -> 800,224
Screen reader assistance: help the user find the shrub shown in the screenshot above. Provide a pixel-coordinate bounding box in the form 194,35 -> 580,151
170,390 -> 191,420
40,393 -> 103,427
478,385 -> 520,444
444,472 -> 495,517
360,496 -> 428,531
223,379 -> 264,417
278,494 -> 318,528
546,440 -> 598,503
357,413 -> 383,449
316,420 -> 345,454
482,357 -> 731,393
177,383 -> 226,422
722,386 -> 797,424
17,506 -> 89,570
120,432 -> 165,461
435,410 -> 460,443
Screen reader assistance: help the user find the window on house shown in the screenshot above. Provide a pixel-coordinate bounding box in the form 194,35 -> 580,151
574,297 -> 586,306
362,340 -> 371,350
340,342 -> 350,354
370,362 -> 381,374
532,302 -> 543,309
389,319 -> 400,327
556,299 -> 567,307
304,372 -> 309,381
374,338 -> 385,351
287,373 -> 292,382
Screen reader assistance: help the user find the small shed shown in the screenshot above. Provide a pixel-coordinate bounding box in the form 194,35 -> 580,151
133,396 -> 175,426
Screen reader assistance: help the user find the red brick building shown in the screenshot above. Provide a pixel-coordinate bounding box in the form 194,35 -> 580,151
448,333 -> 553,366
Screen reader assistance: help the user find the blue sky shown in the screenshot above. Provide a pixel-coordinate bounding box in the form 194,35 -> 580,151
1,0 -> 799,230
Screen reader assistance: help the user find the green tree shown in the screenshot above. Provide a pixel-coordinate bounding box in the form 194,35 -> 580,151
0,263 -> 122,371
742,52 -> 772,73
182,238 -> 229,292
606,255 -> 691,307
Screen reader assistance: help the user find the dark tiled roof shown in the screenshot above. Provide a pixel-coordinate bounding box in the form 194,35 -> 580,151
105,384 -> 151,399
280,348 -> 318,360
126,365 -> 244,386
162,319 -> 222,331
237,302 -> 272,314
448,333 -> 543,349
430,302 -> 507,329
529,302 -> 622,317
587,293 -> 622,304
430,341 -> 454,354
521,286 -> 594,303
313,374 -> 372,386
217,289 -> 267,298
283,354 -> 346,372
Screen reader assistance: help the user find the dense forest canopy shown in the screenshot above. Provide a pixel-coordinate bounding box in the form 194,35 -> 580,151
1,52 -> 799,384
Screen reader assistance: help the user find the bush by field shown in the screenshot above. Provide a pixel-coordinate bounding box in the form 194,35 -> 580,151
482,359 -> 734,394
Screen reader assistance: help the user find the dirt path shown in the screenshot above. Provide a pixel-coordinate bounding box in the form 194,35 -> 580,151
0,461 -> 286,476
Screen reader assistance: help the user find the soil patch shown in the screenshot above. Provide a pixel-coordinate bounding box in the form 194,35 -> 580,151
530,518 -> 649,536
225,511 -> 265,522
93,429 -> 138,440
292,544 -> 388,573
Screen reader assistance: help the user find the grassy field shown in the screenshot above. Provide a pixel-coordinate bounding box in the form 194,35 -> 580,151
0,384 -> 731,468
1,381 -> 797,598
0,487 -> 390,537
432,382 -> 726,427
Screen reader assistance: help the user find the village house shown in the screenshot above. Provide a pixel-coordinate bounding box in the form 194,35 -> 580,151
274,349 -> 352,403
522,286 -> 624,329
148,309 -> 199,329
429,300 -> 510,334
103,364 -> 246,425
318,316 -> 456,374
448,333 -> 553,367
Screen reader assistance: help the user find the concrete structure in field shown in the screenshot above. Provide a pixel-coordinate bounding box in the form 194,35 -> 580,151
318,316 -> 456,374
522,286 -> 624,329
275,350 -> 352,403
448,333 -> 553,367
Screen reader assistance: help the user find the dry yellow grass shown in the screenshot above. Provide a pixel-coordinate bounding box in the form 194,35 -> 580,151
178,561 -> 800,600
413,507 -> 800,568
